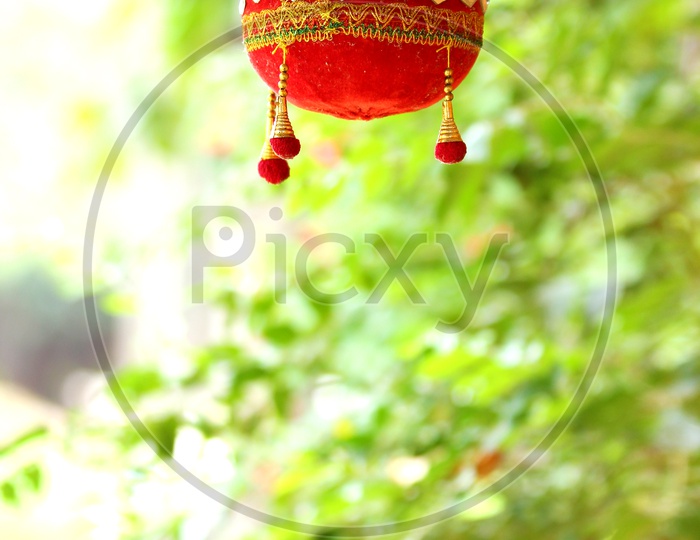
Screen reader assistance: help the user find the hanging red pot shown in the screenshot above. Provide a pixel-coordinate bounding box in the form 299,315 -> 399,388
241,0 -> 488,183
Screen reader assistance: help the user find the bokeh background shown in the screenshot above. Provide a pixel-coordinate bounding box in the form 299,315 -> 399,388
1,0 -> 700,538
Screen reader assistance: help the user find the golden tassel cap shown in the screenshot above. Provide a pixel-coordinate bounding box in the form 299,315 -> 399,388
437,99 -> 464,144
271,95 -> 296,139
260,91 -> 278,159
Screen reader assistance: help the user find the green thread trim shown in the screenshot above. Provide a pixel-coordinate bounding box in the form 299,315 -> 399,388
242,0 -> 483,53
244,23 -> 482,52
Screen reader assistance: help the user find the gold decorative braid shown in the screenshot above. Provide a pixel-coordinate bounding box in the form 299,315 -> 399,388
242,0 -> 484,52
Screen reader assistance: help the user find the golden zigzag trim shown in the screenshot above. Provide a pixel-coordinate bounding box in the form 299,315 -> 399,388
242,0 -> 484,52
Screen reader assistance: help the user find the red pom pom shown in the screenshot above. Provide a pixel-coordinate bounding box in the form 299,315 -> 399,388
258,158 -> 290,184
435,141 -> 467,164
270,137 -> 301,160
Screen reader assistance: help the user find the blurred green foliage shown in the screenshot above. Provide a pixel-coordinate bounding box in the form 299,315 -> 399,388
0,429 -> 47,508
21,0 -> 697,538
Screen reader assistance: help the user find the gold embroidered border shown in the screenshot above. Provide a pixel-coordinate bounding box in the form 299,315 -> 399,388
242,1 -> 484,52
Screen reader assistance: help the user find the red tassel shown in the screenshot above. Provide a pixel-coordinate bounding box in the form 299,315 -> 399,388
435,141 -> 467,164
259,90 -> 290,184
270,61 -> 301,159
258,158 -> 290,185
435,63 -> 467,165
270,137 -> 301,160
